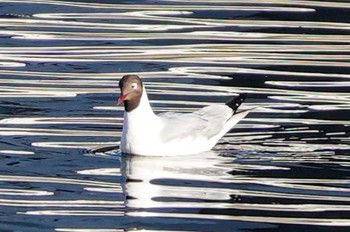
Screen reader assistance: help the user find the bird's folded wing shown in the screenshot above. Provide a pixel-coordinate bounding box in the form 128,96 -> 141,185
158,105 -> 233,142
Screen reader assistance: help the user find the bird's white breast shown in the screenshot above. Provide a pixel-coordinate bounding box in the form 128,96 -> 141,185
121,110 -> 162,155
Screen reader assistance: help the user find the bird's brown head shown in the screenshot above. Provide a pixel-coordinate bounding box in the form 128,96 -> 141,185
118,75 -> 143,112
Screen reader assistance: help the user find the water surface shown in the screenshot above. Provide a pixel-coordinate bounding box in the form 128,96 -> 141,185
0,0 -> 350,231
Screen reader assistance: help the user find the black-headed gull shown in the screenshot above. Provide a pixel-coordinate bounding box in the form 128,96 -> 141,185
117,75 -> 250,156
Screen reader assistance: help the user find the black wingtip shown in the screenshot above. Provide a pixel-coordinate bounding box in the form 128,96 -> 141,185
225,93 -> 247,114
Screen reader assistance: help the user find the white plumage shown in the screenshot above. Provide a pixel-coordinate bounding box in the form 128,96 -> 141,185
118,75 -> 250,156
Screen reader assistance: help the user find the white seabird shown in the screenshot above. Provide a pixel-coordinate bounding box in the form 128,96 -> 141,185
117,74 -> 250,156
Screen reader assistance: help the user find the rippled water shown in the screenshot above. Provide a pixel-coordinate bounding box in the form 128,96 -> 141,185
0,0 -> 350,231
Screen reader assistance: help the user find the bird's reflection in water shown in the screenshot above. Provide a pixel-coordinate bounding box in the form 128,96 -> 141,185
120,151 -> 233,209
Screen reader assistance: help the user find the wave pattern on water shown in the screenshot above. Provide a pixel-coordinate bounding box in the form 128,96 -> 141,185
0,0 -> 349,231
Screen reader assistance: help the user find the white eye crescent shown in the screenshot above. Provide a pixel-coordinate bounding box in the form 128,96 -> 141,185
131,83 -> 138,89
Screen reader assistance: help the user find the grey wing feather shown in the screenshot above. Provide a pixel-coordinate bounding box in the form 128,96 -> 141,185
158,105 -> 233,142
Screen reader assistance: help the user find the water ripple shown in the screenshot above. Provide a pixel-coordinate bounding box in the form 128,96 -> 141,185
0,0 -> 349,231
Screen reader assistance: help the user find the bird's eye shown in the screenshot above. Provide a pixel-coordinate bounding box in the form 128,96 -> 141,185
131,83 -> 138,89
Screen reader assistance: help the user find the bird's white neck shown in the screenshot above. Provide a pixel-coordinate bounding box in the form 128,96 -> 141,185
128,87 -> 154,114
121,87 -> 160,154
123,87 -> 157,127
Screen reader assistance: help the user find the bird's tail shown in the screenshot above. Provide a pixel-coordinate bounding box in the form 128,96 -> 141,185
209,94 -> 250,146
225,93 -> 247,114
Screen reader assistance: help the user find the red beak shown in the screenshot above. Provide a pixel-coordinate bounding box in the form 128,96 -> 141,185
117,94 -> 128,105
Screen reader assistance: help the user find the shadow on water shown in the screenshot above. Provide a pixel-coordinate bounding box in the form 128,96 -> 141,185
0,0 -> 349,231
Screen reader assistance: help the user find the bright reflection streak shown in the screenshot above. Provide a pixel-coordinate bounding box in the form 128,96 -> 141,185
129,212 -> 350,226
77,168 -> 121,176
19,210 -> 124,216
0,175 -> 119,188
0,150 -> 34,155
0,188 -> 53,196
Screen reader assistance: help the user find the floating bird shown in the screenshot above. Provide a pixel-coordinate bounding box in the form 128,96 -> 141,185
117,75 -> 250,156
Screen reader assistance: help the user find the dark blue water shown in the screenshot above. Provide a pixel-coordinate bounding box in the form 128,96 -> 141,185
0,0 -> 349,231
